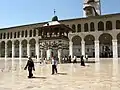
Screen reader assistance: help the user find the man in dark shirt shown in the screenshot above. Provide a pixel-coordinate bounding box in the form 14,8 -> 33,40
24,56 -> 35,78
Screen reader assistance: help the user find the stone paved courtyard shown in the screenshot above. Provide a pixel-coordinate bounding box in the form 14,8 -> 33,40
0,59 -> 120,90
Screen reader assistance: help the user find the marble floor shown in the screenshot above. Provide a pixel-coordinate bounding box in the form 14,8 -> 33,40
0,59 -> 120,90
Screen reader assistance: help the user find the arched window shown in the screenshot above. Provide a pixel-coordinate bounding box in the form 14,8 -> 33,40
90,22 -> 95,31
0,33 -> 2,39
14,32 -> 16,38
72,24 -> 76,33
3,33 -> 6,39
25,30 -> 27,37
84,23 -> 88,32
10,32 -> 12,38
33,29 -> 36,37
17,31 -> 20,38
77,24 -> 81,32
30,30 -> 32,37
106,21 -> 112,30
22,31 -> 24,37
116,20 -> 120,29
7,33 -> 9,39
98,21 -> 104,31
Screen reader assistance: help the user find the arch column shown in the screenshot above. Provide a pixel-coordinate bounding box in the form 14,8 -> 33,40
69,40 -> 73,58
27,40 -> 30,57
95,40 -> 100,58
112,40 -> 118,58
12,41 -> 15,58
58,48 -> 62,63
19,40 -> 22,58
47,49 -> 51,60
36,38 -> 39,61
81,39 -> 85,56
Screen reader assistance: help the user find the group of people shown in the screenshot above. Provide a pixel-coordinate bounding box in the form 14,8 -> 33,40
24,55 -> 88,78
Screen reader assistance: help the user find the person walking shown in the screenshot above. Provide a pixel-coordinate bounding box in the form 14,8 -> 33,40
24,56 -> 35,78
51,57 -> 58,75
81,55 -> 85,66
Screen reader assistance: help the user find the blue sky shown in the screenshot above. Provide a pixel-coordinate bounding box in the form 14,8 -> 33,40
0,0 -> 120,28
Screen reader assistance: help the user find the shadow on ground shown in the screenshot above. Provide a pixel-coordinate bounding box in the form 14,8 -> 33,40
57,72 -> 67,75
31,76 -> 47,79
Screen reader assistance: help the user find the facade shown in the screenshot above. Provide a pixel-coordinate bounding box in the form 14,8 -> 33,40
0,0 -> 120,61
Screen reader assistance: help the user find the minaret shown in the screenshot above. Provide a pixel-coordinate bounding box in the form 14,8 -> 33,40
83,0 -> 101,17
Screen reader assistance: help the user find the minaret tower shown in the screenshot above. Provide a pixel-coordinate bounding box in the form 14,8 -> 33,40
83,0 -> 101,17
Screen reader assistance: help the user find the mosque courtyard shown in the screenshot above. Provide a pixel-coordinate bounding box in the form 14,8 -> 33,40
0,59 -> 120,90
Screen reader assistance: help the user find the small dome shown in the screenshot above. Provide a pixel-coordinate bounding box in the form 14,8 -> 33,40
52,16 -> 58,21
87,0 -> 95,3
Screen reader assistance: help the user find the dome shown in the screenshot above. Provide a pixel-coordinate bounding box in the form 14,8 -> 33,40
52,16 -> 58,21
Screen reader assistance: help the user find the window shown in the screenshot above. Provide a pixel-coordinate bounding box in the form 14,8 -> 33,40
22,31 -> 24,37
106,21 -> 112,30
33,29 -> 36,37
7,33 -> 9,39
77,24 -> 81,32
25,30 -> 27,37
90,22 -> 95,31
116,20 -> 120,29
72,24 -> 76,33
14,32 -> 16,38
10,32 -> 12,38
84,23 -> 89,32
3,33 -> 6,39
98,21 -> 104,31
30,30 -> 32,37
17,31 -> 20,38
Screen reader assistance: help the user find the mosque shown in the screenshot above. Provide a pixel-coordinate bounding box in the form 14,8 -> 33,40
0,0 -> 120,62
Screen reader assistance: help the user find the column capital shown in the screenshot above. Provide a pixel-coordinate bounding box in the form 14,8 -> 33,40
94,40 -> 99,43
112,39 -> 117,42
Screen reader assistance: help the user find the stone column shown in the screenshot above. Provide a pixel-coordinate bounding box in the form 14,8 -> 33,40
81,39 -> 85,56
12,41 -> 15,58
95,40 -> 100,59
47,49 -> 51,60
27,41 -> 30,57
5,41 -> 7,59
19,40 -> 22,58
36,39 -> 39,61
69,40 -> 73,58
112,40 -> 118,58
58,49 -> 62,63
40,49 -> 43,59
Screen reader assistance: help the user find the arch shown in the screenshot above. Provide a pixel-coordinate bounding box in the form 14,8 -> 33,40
14,40 -> 19,57
22,39 -> 27,57
77,24 -> 81,32
90,22 -> 95,31
1,41 -> 5,57
106,21 -> 112,30
72,35 -> 81,57
116,20 -> 120,29
99,33 -> 113,58
84,23 -> 89,32
98,21 -> 104,31
7,40 -> 12,57
117,33 -> 120,57
84,35 -> 95,57
72,24 -> 76,33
